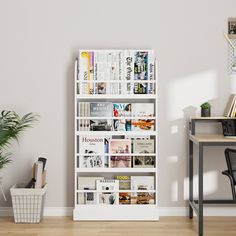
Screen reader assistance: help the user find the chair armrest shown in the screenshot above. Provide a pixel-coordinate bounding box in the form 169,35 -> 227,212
222,170 -> 235,184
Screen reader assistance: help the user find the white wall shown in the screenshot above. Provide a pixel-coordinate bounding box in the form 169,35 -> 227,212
0,0 -> 236,209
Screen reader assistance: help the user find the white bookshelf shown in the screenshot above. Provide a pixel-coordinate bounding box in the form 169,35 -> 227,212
73,50 -> 158,221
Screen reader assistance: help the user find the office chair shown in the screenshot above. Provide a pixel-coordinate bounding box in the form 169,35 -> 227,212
222,148 -> 236,200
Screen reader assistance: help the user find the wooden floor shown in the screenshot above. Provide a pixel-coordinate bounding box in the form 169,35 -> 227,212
1,217 -> 236,236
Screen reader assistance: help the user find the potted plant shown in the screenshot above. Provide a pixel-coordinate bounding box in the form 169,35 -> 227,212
200,102 -> 211,117
0,110 -> 38,170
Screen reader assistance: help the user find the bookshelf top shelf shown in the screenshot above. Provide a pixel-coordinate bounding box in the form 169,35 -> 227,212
76,94 -> 156,99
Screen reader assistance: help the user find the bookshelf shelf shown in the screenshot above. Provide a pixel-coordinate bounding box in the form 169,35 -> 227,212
77,116 -> 156,119
77,131 -> 157,136
76,94 -> 157,99
77,190 -> 156,193
76,168 -> 156,173
74,50 -> 158,221
77,153 -> 156,156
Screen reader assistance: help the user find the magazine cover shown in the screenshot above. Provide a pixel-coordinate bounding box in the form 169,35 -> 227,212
98,193 -> 118,205
113,103 -> 131,131
119,192 -> 131,204
96,179 -> 119,191
90,102 -> 113,131
131,176 -> 154,190
77,177 -> 104,204
131,192 -> 155,205
110,156 -> 131,168
148,51 -> 155,94
134,51 -> 148,94
133,139 -> 155,168
94,50 -> 123,94
123,50 -> 134,94
96,179 -> 119,205
79,50 -> 94,94
116,176 -> 130,190
79,136 -> 107,168
113,103 -> 131,117
131,176 -> 155,204
132,103 -> 155,131
109,139 -> 131,154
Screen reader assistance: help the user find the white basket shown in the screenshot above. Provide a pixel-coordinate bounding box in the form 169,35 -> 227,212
10,184 -> 47,223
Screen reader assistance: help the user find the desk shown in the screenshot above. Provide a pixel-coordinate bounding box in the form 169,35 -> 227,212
189,117 -> 236,236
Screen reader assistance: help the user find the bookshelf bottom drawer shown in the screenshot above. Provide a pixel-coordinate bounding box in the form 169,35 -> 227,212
73,205 -> 159,221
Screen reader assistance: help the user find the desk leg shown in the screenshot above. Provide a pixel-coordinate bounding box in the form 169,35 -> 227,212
198,143 -> 203,236
189,140 -> 193,219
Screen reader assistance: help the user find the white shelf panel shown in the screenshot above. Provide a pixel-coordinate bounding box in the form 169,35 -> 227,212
77,190 -> 156,193
76,94 -> 156,99
77,153 -> 156,156
73,205 -> 159,221
77,131 -> 157,136
78,80 -> 156,83
77,116 -> 156,119
76,168 -> 156,173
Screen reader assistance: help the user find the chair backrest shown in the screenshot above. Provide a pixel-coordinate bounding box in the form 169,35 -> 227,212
224,148 -> 236,184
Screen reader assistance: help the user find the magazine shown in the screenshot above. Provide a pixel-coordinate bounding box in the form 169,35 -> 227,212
90,102 -> 113,131
79,51 -> 94,94
131,192 -> 155,205
119,192 -> 131,204
79,50 -> 155,95
116,176 -> 130,190
96,179 -> 119,205
113,103 -> 131,131
110,156 -> 131,168
133,139 -> 155,168
134,51 -> 148,94
94,50 -> 123,94
79,136 -> 108,168
77,177 -> 104,204
109,139 -> 131,154
132,103 -> 155,131
131,176 -> 155,204
123,50 -> 134,94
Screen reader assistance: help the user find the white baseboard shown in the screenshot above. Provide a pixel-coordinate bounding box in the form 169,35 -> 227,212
1,207 -> 236,217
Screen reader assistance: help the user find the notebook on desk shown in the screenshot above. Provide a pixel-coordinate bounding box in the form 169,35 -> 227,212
222,119 -> 236,138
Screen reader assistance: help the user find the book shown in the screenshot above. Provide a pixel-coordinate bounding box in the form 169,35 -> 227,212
223,94 -> 236,117
132,103 -> 155,131
34,161 -> 44,188
133,139 -> 155,168
113,103 -> 132,131
78,177 -> 104,204
131,176 -> 155,204
116,176 -> 130,190
79,136 -> 108,168
96,179 -> 119,205
90,102 -> 113,131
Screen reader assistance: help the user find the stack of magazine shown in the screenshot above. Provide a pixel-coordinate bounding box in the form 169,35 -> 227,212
78,102 -> 155,131
79,137 -> 155,169
78,50 -> 155,95
78,176 -> 155,205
